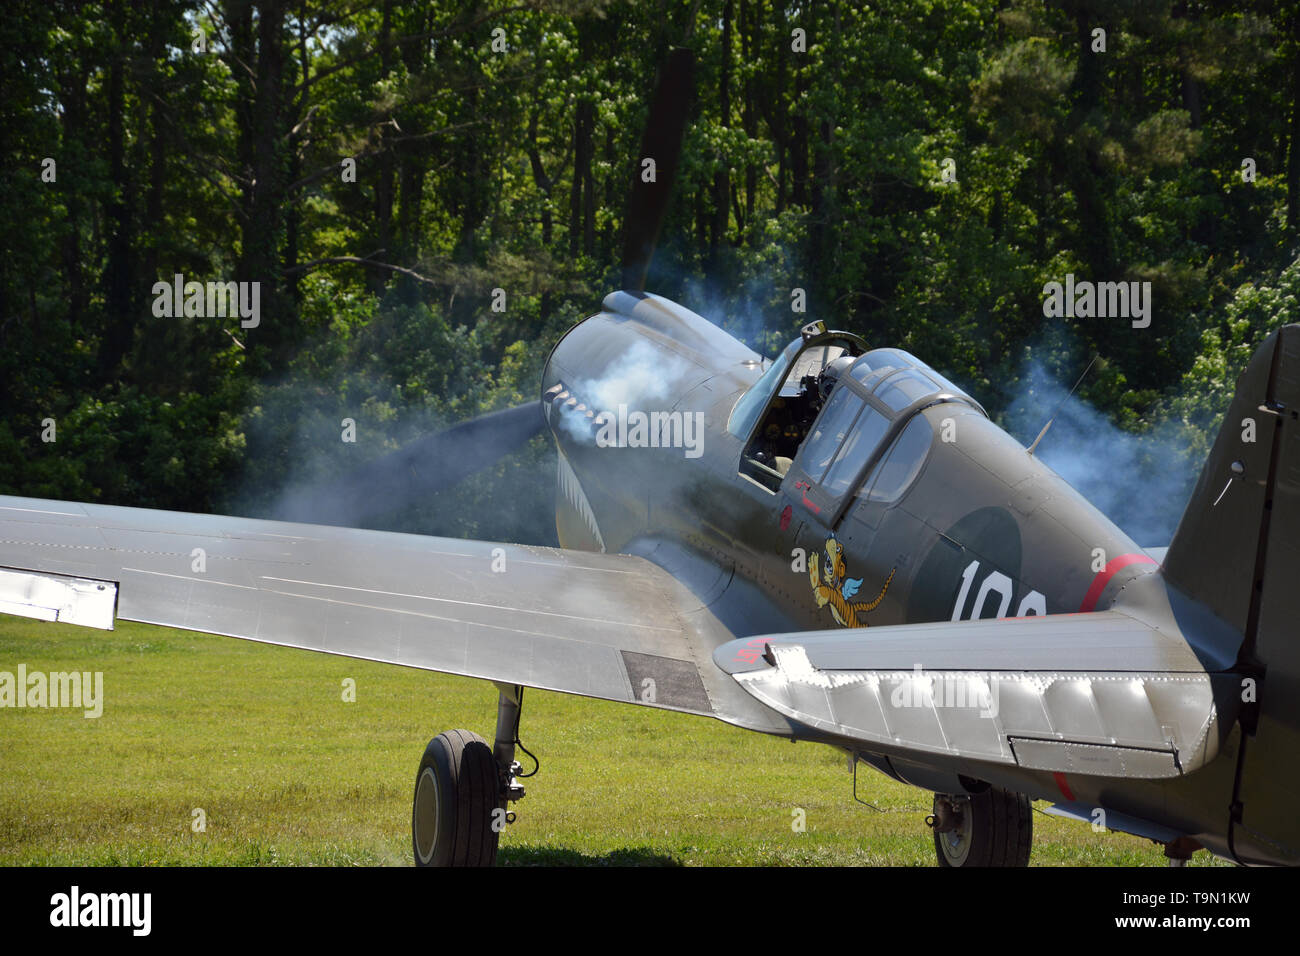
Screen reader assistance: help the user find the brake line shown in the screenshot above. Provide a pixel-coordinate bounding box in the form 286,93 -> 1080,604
511,687 -> 540,779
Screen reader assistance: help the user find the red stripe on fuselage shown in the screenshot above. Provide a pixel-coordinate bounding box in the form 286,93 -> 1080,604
1053,772 -> 1074,801
1077,553 -> 1157,613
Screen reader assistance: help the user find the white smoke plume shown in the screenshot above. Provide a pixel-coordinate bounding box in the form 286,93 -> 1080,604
555,340 -> 694,444
999,362 -> 1201,547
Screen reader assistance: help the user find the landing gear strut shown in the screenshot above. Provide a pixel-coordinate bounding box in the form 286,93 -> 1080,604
412,684 -> 529,867
929,787 -> 1032,867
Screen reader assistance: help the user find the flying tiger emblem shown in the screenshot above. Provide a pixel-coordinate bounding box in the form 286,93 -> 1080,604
808,533 -> 895,628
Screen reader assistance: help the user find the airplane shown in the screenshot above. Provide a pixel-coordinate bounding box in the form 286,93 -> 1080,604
5,48 -> 1297,869
3,295 -> 1297,867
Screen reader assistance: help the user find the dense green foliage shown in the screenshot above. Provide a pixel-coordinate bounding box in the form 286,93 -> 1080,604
5,1 -> 1300,544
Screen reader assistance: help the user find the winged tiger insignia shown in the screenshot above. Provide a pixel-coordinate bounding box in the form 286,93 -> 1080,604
808,533 -> 895,628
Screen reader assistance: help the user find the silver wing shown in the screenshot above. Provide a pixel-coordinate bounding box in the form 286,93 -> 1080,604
0,495 -> 786,733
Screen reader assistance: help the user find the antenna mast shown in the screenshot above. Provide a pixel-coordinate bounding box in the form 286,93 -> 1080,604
1026,355 -> 1098,457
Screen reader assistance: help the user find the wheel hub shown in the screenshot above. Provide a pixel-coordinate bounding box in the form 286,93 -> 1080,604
934,796 -> 973,866
413,766 -> 440,865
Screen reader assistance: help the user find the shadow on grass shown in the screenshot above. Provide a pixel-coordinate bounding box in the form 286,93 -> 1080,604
499,845 -> 681,867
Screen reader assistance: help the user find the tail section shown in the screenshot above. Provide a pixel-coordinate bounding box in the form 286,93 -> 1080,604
1163,324 -> 1300,864
1164,325 -> 1300,641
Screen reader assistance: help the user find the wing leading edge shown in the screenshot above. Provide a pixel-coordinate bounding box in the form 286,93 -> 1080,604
0,495 -> 786,734
715,611 -> 1231,779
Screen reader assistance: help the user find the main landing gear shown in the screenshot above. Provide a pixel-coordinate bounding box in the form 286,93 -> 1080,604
412,684 -> 531,867
928,787 -> 1033,867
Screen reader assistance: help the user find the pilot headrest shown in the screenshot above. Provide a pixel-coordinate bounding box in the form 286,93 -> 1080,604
818,355 -> 857,401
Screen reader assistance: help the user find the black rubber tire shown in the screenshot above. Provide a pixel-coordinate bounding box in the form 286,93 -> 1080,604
933,787 -> 1032,867
412,730 -> 501,867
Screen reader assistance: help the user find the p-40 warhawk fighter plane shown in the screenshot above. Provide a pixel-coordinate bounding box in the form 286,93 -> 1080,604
1,297 -> 1298,867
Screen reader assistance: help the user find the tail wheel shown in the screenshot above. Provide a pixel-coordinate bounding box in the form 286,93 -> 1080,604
412,730 -> 501,867
933,787 -> 1032,867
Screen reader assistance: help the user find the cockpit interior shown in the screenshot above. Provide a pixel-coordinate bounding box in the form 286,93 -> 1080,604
729,326 -> 868,490
730,325 -> 981,503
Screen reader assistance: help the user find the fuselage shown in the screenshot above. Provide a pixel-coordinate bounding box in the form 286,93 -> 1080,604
535,292 -> 1275,864
542,292 -> 1151,633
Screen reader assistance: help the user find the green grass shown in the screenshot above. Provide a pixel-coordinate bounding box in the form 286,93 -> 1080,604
0,617 -> 1225,866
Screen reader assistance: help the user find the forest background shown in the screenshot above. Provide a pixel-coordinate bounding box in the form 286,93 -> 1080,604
5,0 -> 1300,547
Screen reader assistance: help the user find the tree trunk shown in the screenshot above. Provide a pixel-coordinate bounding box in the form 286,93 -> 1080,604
234,0 -> 289,367
570,99 -> 594,256
59,66 -> 90,340
98,10 -> 137,382
711,0 -> 733,261
741,0 -> 756,228
1288,18 -> 1300,243
373,0 -> 395,295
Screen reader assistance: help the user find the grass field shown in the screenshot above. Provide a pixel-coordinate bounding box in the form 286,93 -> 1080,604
0,616 -> 1226,866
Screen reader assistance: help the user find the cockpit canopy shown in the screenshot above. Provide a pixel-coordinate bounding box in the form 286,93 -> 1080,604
845,348 -> 981,413
731,333 -> 984,521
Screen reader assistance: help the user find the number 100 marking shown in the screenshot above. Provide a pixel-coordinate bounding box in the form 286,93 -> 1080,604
951,559 -> 1046,620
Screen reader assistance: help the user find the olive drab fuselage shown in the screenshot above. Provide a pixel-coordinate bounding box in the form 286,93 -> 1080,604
538,291 -> 1298,866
